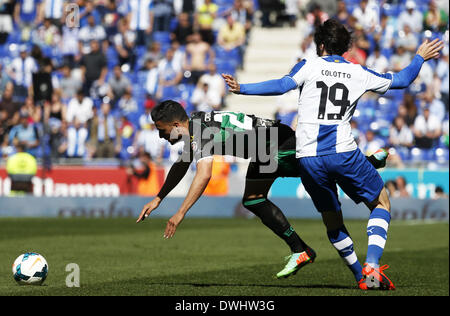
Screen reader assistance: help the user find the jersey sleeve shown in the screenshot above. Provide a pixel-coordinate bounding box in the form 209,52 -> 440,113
285,59 -> 308,88
361,66 -> 393,94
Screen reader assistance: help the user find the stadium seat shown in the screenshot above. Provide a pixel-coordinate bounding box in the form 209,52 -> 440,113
153,32 -> 171,45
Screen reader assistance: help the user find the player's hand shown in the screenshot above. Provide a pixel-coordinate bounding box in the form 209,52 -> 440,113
416,38 -> 444,61
222,74 -> 240,94
136,197 -> 161,223
164,212 -> 185,239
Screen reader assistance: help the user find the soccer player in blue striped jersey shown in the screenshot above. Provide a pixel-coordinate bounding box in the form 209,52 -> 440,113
223,19 -> 443,290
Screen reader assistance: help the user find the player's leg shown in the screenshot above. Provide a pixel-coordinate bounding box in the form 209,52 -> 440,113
299,156 -> 366,288
242,163 -> 315,278
242,177 -> 309,254
362,187 -> 395,290
320,210 -> 366,289
334,149 -> 395,290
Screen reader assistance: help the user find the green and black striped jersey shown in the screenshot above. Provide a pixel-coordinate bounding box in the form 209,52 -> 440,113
183,111 -> 295,163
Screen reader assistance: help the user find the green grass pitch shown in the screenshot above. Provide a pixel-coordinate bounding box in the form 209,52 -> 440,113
0,217 -> 448,296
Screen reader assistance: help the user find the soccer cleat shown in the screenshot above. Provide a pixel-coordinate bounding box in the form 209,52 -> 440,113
276,247 -> 316,279
371,148 -> 389,169
358,277 -> 368,290
362,263 -> 395,290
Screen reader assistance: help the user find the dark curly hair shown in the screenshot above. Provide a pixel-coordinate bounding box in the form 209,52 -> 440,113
151,100 -> 189,123
314,19 -> 352,56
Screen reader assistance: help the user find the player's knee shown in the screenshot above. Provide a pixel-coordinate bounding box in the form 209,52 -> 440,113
371,188 -> 391,212
242,196 -> 267,215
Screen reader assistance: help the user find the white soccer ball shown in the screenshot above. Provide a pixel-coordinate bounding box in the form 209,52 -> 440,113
12,252 -> 49,285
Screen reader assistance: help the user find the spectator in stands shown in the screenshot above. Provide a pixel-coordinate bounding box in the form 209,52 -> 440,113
395,176 -> 410,198
352,0 -> 378,33
157,47 -> 183,99
333,0 -> 350,25
294,33 -> 316,62
44,91 -> 66,126
7,45 -> 38,98
48,118 -> 66,159
198,63 -> 226,103
191,82 -> 221,112
59,64 -> 82,101
113,17 -> 137,69
126,150 -> 162,196
6,141 -> 37,195
90,101 -> 121,158
0,108 -> 10,157
60,22 -> 80,67
396,24 -> 419,55
0,64 -> 12,99
22,96 -> 41,123
366,44 -> 389,73
107,65 -> 131,106
350,120 -> 364,146
257,0 -> 282,28
127,0 -> 154,47
173,0 -> 196,16
421,89 -> 446,123
217,14 -> 246,53
170,40 -> 186,72
389,116 -> 414,149
436,47 -> 449,112
153,0 -> 174,32
423,0 -> 448,33
385,180 -> 397,198
390,45 -> 412,72
102,0 -> 120,38
204,156 -> 231,196
8,112 -> 40,156
118,87 -> 138,117
66,118 -> 89,158
80,40 -> 108,95
373,14 -> 395,52
397,1 -> 424,34
434,186 -> 448,199
78,14 -> 107,54
66,89 -> 94,126
360,130 -> 384,156
398,93 -> 418,127
41,0 -> 65,26
33,17 -> 61,47
0,0 -> 14,44
226,0 -> 254,34
183,32 -> 214,85
144,58 -> 159,98
413,106 -> 442,149
170,11 -> 194,45
0,82 -> 20,130
136,108 -> 165,163
143,41 -> 164,65
118,114 -> 136,161
14,0 -> 43,42
343,38 -> 367,65
306,3 -> 329,30
195,0 -> 218,45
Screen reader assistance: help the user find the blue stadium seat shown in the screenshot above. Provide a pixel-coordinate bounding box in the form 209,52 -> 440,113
153,32 -> 171,45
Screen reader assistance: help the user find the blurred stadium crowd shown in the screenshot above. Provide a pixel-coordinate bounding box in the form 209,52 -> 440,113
0,0 -> 448,170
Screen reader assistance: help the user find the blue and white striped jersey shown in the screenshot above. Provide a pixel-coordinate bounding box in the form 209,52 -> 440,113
286,55 -> 393,158
128,0 -> 154,31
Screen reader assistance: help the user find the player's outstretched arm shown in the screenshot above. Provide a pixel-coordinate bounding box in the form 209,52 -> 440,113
136,160 -> 191,223
391,38 -> 444,89
163,158 -> 213,238
222,74 -> 297,96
